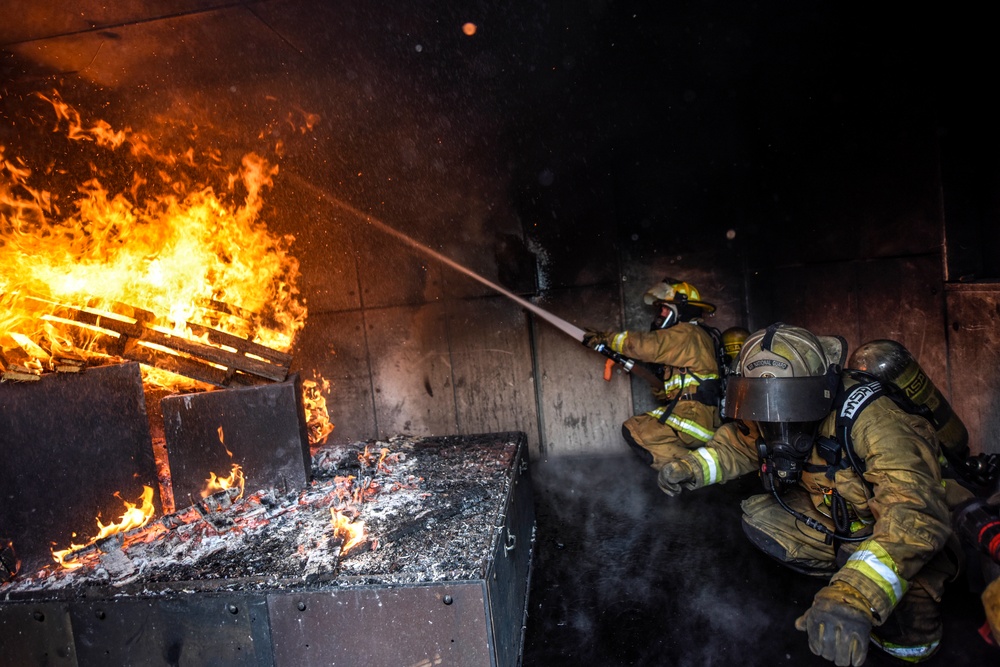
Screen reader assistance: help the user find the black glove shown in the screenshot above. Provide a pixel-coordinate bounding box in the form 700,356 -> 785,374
582,329 -> 611,350
795,582 -> 873,667
657,458 -> 701,497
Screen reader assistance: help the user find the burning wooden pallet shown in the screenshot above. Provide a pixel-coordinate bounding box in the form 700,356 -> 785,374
1,293 -> 291,387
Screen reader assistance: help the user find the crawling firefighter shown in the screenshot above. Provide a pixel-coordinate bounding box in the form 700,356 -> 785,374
658,323 -> 969,665
583,278 -> 746,470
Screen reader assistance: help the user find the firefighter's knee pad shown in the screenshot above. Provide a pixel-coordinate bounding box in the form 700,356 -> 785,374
740,492 -> 838,578
621,424 -> 653,466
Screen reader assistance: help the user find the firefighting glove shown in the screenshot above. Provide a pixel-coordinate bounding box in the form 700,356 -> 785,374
657,457 -> 700,497
795,581 -> 874,667
582,329 -> 611,350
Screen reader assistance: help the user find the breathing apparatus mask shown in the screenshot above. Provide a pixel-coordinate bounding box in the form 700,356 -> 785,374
643,278 -> 716,331
724,323 -> 846,493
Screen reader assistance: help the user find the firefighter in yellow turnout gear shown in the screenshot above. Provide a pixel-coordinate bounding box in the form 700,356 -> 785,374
659,324 -> 963,665
583,278 -> 723,470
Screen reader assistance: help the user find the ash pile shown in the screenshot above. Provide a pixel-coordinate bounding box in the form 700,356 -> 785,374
2,433 -> 524,600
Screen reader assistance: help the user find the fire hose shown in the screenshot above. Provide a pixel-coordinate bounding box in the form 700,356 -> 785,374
287,173 -> 656,386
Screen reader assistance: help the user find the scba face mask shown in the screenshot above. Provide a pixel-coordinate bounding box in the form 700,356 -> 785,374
755,421 -> 819,493
651,303 -> 679,330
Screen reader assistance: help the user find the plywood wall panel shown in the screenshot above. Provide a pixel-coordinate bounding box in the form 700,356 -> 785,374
291,309 -> 377,444
945,286 -> 1000,455
446,297 -> 540,449
366,303 -> 459,438
855,256 -> 948,387
532,285 -> 633,458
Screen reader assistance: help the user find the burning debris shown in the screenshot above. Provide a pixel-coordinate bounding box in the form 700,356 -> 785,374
2,434 -> 525,598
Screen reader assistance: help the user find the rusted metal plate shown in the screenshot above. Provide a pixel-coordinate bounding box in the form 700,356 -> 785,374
532,285 -> 632,458
69,596 -> 271,667
0,602 -> 76,667
945,285 -> 1000,455
267,583 -> 492,667
161,376 -> 311,510
448,296 -> 541,450
0,362 -> 159,572
365,303 -> 459,438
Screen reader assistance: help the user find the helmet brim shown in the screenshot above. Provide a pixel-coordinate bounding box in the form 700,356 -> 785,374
646,297 -> 717,314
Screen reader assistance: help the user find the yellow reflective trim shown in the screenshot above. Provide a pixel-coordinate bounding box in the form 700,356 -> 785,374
662,371 -> 720,394
843,540 -> 907,606
646,407 -> 715,442
692,447 -> 721,485
610,332 -> 628,354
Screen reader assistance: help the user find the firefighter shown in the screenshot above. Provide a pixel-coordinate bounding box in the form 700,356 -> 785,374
583,278 -> 722,470
954,487 -> 1000,648
658,323 -> 962,665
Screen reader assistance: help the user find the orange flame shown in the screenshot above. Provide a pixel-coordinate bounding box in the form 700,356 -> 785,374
0,91 -> 307,390
201,463 -> 246,500
330,508 -> 366,554
302,376 -> 334,446
51,486 -> 156,569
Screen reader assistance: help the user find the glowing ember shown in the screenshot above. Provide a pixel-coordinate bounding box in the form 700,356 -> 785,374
0,91 -> 307,390
330,508 -> 367,554
51,486 -> 155,569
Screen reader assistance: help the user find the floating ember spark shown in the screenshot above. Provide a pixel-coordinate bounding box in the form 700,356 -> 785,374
330,508 -> 366,554
51,486 -> 155,569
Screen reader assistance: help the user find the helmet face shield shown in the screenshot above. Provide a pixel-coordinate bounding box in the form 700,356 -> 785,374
724,375 -> 836,422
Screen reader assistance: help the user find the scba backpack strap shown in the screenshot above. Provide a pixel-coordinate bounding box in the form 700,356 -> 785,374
835,377 -> 888,479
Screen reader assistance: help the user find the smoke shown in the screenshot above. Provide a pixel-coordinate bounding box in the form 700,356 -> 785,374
525,451 -> 815,667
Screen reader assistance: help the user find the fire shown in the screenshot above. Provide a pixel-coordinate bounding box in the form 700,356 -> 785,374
201,426 -> 245,499
201,463 -> 246,500
303,376 -> 334,446
51,486 -> 156,569
358,445 -> 393,472
330,508 -> 366,555
0,91 -> 307,390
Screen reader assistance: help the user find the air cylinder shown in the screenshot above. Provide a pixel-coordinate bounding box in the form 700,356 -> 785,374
849,339 -> 969,460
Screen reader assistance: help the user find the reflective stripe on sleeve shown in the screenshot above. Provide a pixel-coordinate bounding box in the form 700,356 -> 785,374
842,540 -> 908,606
691,447 -> 721,486
610,332 -> 628,354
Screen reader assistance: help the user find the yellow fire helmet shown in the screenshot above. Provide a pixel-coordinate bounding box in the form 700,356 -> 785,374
642,278 -> 716,314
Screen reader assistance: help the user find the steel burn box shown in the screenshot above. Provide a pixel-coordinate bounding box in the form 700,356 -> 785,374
0,432 -> 535,667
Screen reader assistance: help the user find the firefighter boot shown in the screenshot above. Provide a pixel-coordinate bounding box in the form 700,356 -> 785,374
869,582 -> 942,663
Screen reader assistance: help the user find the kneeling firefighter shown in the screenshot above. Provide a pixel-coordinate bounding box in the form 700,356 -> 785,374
582,278 -> 725,470
658,323 -> 964,666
